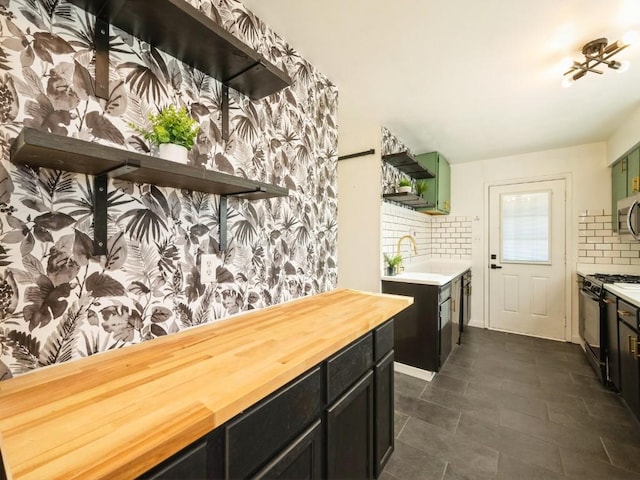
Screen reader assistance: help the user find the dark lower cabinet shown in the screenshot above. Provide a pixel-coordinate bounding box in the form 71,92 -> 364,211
381,280 -> 453,372
254,420 -> 323,479
223,367 -> 323,479
605,291 -> 620,390
374,351 -> 394,477
619,318 -> 640,419
139,438 -> 209,480
327,371 -> 374,480
140,319 -> 395,480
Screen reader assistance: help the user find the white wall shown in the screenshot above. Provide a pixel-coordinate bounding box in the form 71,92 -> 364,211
450,142 -> 609,341
337,120 -> 382,292
607,104 -> 640,165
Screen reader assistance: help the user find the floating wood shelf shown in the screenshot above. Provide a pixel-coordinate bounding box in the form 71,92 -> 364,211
382,151 -> 435,179
66,0 -> 292,100
383,192 -> 434,209
10,128 -> 288,253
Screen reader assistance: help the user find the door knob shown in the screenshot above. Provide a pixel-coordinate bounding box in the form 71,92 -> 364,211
490,264 -> 502,269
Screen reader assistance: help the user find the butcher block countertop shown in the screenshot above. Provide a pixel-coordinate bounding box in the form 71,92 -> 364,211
0,288 -> 412,480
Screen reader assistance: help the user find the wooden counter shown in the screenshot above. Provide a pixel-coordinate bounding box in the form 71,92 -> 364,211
0,289 -> 412,479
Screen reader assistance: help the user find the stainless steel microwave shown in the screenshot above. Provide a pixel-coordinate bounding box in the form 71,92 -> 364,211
618,194 -> 640,240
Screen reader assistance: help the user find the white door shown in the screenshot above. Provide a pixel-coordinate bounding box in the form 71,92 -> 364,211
488,179 -> 566,340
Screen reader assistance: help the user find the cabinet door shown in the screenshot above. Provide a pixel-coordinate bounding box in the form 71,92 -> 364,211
225,367 -> 323,479
451,277 -> 462,346
139,439 -> 208,480
627,148 -> 640,196
439,297 -> 452,368
327,371 -> 374,480
437,154 -> 451,214
605,291 -> 620,390
374,351 -> 394,478
618,320 -> 640,420
254,420 -> 323,480
612,157 -> 629,231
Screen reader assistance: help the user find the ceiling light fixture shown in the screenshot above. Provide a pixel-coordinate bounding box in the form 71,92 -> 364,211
562,36 -> 633,87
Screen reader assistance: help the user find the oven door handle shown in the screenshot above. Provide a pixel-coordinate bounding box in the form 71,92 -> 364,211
627,199 -> 640,240
581,288 -> 601,302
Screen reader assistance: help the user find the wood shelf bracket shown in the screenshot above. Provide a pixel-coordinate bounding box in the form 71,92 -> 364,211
93,161 -> 141,255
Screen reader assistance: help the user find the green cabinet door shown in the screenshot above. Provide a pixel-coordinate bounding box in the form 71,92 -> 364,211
415,152 -> 450,215
438,156 -> 451,214
612,157 -> 628,231
627,148 -> 640,196
612,148 -> 640,231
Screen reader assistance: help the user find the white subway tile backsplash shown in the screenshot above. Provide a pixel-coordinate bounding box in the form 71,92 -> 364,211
613,258 -> 631,265
595,257 -> 612,264
577,210 -> 640,264
381,205 -> 477,266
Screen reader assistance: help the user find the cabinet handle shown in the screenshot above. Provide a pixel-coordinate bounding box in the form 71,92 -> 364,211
618,310 -> 633,317
602,298 -> 614,304
629,336 -> 638,356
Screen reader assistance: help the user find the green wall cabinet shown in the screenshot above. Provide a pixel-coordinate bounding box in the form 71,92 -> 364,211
415,152 -> 450,215
611,147 -> 640,231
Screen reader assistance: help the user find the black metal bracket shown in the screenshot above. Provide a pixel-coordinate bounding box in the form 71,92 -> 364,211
222,84 -> 229,142
338,149 -> 375,161
93,161 -> 141,255
218,188 -> 264,252
94,17 -> 110,100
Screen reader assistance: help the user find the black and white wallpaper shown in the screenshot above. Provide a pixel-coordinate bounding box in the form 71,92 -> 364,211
381,126 -> 413,194
0,0 -> 338,380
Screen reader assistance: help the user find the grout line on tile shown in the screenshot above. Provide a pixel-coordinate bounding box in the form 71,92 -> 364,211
440,462 -> 450,480
395,415 -> 409,439
600,437 -> 614,465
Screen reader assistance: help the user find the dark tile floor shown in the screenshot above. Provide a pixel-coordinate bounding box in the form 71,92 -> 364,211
381,326 -> 640,480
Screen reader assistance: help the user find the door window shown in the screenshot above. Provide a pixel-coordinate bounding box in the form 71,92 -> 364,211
501,190 -> 551,264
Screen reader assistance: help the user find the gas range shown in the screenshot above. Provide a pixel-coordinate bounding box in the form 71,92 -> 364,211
583,273 -> 640,297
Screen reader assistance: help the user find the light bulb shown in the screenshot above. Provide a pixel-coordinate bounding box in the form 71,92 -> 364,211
622,30 -> 639,46
617,60 -> 631,73
561,76 -> 574,88
559,56 -> 574,71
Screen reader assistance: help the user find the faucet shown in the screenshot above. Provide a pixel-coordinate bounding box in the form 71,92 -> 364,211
397,235 -> 418,257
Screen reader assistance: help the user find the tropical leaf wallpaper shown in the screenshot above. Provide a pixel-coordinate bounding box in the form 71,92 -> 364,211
0,0 -> 338,380
381,126 -> 414,195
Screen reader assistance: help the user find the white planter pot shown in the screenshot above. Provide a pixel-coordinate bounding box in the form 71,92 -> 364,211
397,186 -> 412,194
158,143 -> 189,164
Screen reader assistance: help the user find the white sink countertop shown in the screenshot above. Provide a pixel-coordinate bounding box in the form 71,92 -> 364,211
381,259 -> 472,286
605,283 -> 640,308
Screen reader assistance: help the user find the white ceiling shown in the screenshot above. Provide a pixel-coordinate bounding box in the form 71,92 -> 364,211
241,0 -> 640,164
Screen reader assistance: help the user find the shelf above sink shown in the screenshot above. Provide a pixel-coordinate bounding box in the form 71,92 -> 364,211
382,151 -> 435,179
383,192 -> 434,209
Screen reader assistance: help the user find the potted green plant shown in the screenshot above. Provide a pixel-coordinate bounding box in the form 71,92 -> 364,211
130,105 -> 200,164
415,179 -> 428,198
397,178 -> 412,194
383,253 -> 403,276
